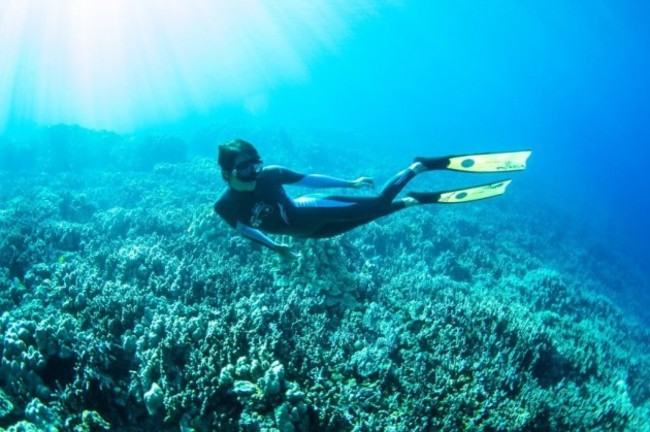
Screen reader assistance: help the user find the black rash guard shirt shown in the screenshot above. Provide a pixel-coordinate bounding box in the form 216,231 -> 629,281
214,166 -> 305,235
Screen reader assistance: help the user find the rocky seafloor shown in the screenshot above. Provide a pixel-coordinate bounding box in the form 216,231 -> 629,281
1,126 -> 649,431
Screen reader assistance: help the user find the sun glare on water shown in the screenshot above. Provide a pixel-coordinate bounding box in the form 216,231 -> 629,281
0,0 -> 383,132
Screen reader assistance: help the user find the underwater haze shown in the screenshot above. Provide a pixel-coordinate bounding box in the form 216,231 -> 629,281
1,1 -> 650,430
2,1 -> 649,265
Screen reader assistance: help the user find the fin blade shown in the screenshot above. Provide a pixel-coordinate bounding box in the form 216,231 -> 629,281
435,179 -> 512,203
447,150 -> 532,173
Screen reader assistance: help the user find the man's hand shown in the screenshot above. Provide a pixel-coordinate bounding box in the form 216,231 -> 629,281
274,244 -> 301,261
351,177 -> 375,189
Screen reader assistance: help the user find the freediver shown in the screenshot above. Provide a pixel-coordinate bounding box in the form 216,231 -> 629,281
214,139 -> 530,260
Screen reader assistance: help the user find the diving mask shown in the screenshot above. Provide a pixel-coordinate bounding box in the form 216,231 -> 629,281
234,158 -> 263,182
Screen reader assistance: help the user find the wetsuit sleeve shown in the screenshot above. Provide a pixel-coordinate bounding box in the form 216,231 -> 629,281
264,166 -> 306,184
293,174 -> 354,188
236,222 -> 279,250
265,165 -> 353,188
214,199 -> 236,228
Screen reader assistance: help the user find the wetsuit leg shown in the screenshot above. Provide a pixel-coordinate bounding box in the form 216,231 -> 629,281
291,166 -> 418,238
378,166 -> 418,201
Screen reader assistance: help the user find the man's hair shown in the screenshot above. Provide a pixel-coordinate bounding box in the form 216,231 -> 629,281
217,139 -> 260,173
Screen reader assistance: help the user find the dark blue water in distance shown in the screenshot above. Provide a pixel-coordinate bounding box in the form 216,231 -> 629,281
274,2 -> 650,283
273,2 -> 650,277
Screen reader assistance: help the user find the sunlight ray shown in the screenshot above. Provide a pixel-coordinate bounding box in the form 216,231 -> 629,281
0,0 -> 383,132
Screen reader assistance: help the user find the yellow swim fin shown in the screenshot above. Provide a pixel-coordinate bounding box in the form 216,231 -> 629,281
408,179 -> 512,204
416,150 -> 532,173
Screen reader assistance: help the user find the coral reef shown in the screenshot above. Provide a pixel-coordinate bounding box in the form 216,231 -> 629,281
0,128 -> 649,430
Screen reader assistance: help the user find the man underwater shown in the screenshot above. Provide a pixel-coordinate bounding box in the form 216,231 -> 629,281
214,139 -> 531,260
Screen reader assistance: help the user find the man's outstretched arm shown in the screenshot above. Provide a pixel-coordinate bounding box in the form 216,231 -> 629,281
268,165 -> 374,189
236,222 -> 299,259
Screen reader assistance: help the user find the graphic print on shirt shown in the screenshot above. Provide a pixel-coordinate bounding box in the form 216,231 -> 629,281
250,202 -> 275,228
278,204 -> 290,225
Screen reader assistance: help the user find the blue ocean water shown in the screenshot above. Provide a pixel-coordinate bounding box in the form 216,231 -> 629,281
4,2 -> 647,289
1,2 -> 650,429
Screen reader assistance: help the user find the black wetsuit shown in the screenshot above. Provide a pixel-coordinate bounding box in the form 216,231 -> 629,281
215,165 -> 416,241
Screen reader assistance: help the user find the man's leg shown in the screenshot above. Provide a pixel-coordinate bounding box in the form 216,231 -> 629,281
378,162 -> 425,201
